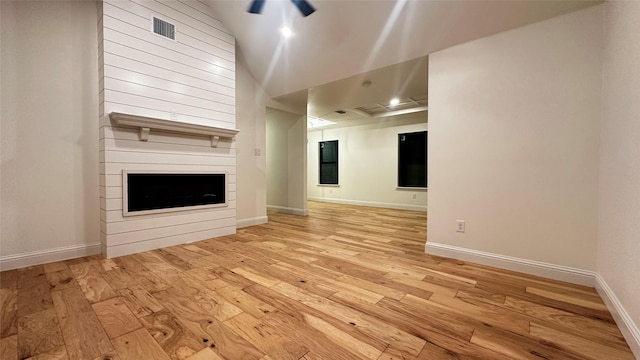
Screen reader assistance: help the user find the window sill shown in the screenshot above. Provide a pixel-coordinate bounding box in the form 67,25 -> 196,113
396,187 -> 428,191
317,184 -> 340,187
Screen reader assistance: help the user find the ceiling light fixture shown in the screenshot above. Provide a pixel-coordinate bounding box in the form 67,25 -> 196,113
280,26 -> 294,38
390,98 -> 400,106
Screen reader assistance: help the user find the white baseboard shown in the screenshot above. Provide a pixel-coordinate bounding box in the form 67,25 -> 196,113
267,205 -> 308,216
307,197 -> 427,212
595,274 -> 640,358
0,242 -> 102,271
237,216 -> 268,228
425,242 -> 596,286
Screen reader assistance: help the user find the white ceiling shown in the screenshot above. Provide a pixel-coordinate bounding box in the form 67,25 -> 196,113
307,56 -> 429,120
205,0 -> 600,119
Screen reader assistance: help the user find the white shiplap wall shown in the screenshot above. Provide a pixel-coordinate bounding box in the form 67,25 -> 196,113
98,0 -> 237,257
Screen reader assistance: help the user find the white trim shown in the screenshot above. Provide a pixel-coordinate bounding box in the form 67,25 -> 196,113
267,205 -> 308,216
0,243 -> 102,271
396,187 -> 428,191
237,216 -> 268,228
308,197 -> 427,212
424,242 -> 595,286
595,274 -> 640,358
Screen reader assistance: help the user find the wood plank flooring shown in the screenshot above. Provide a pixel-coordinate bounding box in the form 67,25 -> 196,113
0,201 -> 634,359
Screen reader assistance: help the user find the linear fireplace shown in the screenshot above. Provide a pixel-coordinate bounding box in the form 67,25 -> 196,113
123,171 -> 227,216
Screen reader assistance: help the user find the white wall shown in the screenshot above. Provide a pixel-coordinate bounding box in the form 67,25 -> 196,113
99,0 -> 237,257
597,1 -> 640,355
235,59 -> 267,228
0,1 -> 100,269
307,114 -> 427,211
288,112 -> 308,213
236,50 -> 308,227
266,109 -> 297,207
266,108 -> 308,214
99,0 -> 235,127
427,6 -> 602,279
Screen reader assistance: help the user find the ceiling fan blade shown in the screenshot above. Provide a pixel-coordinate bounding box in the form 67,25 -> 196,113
291,0 -> 316,17
248,0 -> 266,14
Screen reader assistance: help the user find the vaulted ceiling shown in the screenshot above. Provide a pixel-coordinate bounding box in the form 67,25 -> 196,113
205,0 -> 600,117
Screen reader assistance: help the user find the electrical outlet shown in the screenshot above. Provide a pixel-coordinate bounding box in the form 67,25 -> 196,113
170,109 -> 178,120
254,148 -> 261,156
412,193 -> 417,199
456,220 -> 465,233
329,189 -> 333,194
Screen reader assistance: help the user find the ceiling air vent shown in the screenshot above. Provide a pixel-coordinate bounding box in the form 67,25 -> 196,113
335,110 -> 347,114
153,17 -> 175,40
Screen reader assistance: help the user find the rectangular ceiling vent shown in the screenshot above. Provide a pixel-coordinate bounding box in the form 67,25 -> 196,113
153,17 -> 175,40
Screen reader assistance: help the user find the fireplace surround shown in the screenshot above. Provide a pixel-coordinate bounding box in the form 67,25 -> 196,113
99,0 -> 238,259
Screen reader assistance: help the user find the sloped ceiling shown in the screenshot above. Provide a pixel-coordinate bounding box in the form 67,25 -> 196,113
205,0 -> 599,103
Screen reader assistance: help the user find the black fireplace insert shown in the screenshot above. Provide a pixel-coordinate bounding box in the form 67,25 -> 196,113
124,172 -> 226,215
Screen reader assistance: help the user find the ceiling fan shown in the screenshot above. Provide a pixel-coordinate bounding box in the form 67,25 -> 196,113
248,0 -> 316,17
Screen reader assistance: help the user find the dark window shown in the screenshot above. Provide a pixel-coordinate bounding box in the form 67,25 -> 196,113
319,140 -> 338,185
398,131 -> 427,188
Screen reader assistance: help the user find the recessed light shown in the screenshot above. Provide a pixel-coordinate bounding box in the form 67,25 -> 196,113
390,98 -> 400,106
280,26 -> 294,38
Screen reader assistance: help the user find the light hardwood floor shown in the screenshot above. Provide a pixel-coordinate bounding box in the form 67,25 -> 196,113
0,201 -> 634,360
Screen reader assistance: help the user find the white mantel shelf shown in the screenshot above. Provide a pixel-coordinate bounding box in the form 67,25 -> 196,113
109,112 -> 239,147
